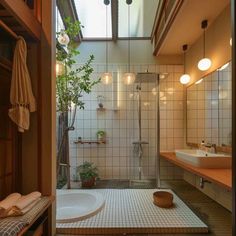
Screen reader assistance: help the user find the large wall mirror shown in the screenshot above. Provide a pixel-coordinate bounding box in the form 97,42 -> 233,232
187,61 -> 232,147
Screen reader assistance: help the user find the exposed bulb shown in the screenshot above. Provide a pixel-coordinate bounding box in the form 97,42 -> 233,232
179,74 -> 190,84
101,72 -> 112,84
123,73 -> 135,85
58,32 -> 70,46
198,58 -> 212,71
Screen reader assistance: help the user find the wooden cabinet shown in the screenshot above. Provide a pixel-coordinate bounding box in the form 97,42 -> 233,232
0,66 -> 20,199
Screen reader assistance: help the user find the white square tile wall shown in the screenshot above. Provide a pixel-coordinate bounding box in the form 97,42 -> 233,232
68,64 -> 184,181
159,65 -> 184,180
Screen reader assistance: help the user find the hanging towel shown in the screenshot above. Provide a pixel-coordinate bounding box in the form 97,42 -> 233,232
8,36 -> 36,132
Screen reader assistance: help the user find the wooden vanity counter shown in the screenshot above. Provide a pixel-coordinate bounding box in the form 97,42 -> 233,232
160,152 -> 232,190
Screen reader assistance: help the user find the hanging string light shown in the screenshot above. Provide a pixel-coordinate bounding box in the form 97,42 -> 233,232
180,44 -> 191,84
123,0 -> 135,85
198,20 -> 212,71
101,0 -> 112,85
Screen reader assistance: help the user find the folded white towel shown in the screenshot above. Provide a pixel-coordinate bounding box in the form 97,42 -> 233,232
14,191 -> 41,210
0,193 -> 21,218
7,198 -> 41,216
0,191 -> 41,218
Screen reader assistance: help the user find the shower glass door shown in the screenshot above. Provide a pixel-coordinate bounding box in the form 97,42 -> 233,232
129,74 -> 159,188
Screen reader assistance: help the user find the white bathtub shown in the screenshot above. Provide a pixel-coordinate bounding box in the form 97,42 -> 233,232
56,190 -> 105,223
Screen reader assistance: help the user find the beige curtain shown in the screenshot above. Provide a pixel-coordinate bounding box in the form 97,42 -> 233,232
8,36 -> 36,132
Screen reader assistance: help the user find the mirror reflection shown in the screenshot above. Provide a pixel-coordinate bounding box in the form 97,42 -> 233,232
186,61 -> 232,147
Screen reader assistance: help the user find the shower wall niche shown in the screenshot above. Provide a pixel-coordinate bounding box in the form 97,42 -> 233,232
69,64 -> 184,181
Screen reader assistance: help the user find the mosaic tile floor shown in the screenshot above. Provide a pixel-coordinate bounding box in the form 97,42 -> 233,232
56,189 -> 208,235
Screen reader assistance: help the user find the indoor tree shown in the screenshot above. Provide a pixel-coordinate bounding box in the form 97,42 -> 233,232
56,17 -> 100,188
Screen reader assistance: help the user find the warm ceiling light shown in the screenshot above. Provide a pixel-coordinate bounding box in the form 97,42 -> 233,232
198,58 -> 212,71
123,0 -> 135,85
180,74 -> 191,85
198,20 -> 211,71
101,72 -> 112,84
179,44 -> 191,84
123,73 -> 135,85
195,78 -> 203,85
101,0 -> 112,85
230,38 -> 232,46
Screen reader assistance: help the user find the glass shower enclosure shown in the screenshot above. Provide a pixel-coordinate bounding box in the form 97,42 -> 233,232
128,73 -> 160,188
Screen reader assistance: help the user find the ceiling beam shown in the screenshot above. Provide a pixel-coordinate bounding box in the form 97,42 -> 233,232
0,0 -> 41,40
111,0 -> 118,41
152,0 -> 184,56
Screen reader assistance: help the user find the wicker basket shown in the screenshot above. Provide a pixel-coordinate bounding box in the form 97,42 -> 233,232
153,191 -> 173,208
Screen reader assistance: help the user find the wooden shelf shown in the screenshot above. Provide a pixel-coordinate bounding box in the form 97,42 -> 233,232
160,152 -> 232,190
96,107 -> 106,111
74,140 -> 106,144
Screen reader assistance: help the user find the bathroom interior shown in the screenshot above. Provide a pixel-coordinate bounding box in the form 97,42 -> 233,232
0,0 -> 235,235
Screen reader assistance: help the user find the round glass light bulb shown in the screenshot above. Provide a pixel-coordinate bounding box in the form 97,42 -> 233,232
56,61 -> 65,76
58,32 -> 70,46
198,58 -> 212,71
179,74 -> 191,84
101,72 -> 112,84
123,73 -> 136,85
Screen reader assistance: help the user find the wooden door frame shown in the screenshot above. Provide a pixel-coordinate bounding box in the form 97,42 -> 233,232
231,0 -> 235,235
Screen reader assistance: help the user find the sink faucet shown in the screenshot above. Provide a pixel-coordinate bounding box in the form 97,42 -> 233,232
199,140 -> 217,153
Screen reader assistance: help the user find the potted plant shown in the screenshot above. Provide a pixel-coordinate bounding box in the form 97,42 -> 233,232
77,162 -> 99,188
96,130 -> 106,141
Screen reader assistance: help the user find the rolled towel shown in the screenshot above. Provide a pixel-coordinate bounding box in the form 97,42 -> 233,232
0,193 -> 21,217
14,191 -> 41,210
7,198 -> 41,216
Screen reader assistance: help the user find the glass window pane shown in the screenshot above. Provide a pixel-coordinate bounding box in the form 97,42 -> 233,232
74,0 -> 112,38
56,6 -> 65,32
118,0 -> 159,37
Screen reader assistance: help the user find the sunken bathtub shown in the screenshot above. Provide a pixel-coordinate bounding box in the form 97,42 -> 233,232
56,190 -> 105,223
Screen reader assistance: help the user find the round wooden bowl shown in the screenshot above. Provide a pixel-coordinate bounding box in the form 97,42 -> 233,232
153,191 -> 173,208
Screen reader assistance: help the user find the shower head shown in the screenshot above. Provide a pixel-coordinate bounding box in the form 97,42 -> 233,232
135,72 -> 158,83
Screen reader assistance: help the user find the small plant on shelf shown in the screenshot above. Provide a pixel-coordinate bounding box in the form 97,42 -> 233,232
96,130 -> 106,141
77,162 -> 99,188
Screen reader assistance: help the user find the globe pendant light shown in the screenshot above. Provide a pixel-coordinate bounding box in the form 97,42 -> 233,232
58,31 -> 70,46
198,20 -> 212,71
101,0 -> 112,85
180,44 -> 191,85
123,0 -> 135,85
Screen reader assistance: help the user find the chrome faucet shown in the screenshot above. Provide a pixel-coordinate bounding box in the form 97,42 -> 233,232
199,140 -> 216,153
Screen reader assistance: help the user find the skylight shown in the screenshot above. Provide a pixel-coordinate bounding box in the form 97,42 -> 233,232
56,6 -> 65,33
74,0 -> 112,38
118,0 -> 159,38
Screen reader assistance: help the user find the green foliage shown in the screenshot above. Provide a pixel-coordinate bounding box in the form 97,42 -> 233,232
57,175 -> 67,189
96,130 -> 106,136
77,161 -> 99,181
56,17 -> 100,113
